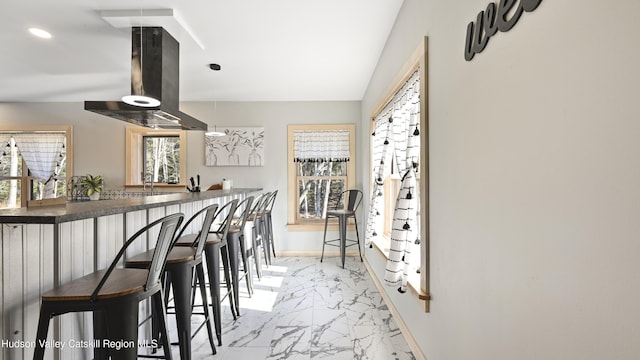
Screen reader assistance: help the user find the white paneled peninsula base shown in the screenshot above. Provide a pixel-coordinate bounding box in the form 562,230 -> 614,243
0,188 -> 261,360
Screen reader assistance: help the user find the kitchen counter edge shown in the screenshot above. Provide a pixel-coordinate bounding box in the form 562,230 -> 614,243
0,188 -> 262,224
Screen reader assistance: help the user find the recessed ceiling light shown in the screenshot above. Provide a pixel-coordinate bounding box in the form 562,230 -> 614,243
28,27 -> 52,39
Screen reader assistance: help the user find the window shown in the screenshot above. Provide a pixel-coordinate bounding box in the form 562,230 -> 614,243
287,124 -> 356,229
0,137 -> 22,208
143,135 -> 181,183
0,126 -> 73,208
297,160 -> 347,221
125,128 -> 186,187
367,37 -> 429,310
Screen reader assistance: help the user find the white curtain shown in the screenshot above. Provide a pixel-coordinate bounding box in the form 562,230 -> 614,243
12,133 -> 66,183
366,69 -> 421,293
293,129 -> 350,162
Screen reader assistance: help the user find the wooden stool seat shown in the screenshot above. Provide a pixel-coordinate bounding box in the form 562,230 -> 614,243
126,247 -> 196,267
41,269 -> 147,301
175,233 -> 223,246
205,233 -> 224,244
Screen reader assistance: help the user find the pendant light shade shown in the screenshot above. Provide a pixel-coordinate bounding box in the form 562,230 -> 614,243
122,95 -> 161,107
205,126 -> 225,137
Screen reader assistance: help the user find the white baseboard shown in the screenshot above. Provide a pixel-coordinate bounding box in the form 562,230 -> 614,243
363,257 -> 427,360
274,250 -> 361,257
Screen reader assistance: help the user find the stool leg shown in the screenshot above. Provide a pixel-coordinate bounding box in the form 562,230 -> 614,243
104,300 -> 138,360
222,238 -> 240,319
354,216 -> 363,262
204,244 -> 224,346
239,233 -> 253,296
152,291 -> 173,360
263,216 -> 272,266
245,248 -> 255,295
226,236 -> 241,316
252,224 -> 263,279
321,216 -> 329,263
257,217 -> 270,267
170,265 -> 192,360
196,263 -> 217,355
339,215 -> 347,269
267,212 -> 276,258
220,243 -> 237,318
34,304 -> 52,360
92,311 -> 110,360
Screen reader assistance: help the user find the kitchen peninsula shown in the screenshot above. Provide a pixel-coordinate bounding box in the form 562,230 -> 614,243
0,188 -> 260,360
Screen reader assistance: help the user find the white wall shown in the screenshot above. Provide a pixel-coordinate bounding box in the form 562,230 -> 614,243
360,0 -> 640,359
0,100 -> 361,254
181,101 -> 361,254
0,102 -> 128,186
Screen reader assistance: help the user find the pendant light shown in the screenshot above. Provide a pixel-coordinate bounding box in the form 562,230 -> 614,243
205,99 -> 225,137
122,7 -> 160,108
205,63 -> 225,136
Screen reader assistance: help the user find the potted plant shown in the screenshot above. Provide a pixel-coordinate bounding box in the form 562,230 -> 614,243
81,174 -> 104,200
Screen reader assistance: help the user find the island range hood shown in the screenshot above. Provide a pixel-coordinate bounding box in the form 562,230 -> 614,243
85,27 -> 207,131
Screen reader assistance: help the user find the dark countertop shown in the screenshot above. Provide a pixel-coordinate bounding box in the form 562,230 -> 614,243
0,188 -> 262,224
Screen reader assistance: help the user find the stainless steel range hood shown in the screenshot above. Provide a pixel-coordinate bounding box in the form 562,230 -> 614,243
85,27 -> 207,131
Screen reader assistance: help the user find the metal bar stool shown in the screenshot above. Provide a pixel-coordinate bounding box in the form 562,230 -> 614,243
34,213 -> 184,360
246,192 -> 271,278
125,203 -> 220,359
321,189 -> 363,268
175,198 -> 238,346
230,196 -> 255,298
262,190 -> 278,262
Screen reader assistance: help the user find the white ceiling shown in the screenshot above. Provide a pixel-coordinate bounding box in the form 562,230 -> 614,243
0,0 -> 403,102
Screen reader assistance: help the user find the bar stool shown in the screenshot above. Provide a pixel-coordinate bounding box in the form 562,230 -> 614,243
125,204 -> 220,359
175,198 -> 238,346
34,213 -> 184,360
246,192 -> 270,278
321,189 -> 363,268
229,196 -> 255,299
262,190 -> 278,263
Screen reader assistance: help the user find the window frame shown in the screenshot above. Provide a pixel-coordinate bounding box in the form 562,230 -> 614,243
287,124 -> 356,231
0,125 -> 73,208
125,127 -> 187,189
369,37 -> 430,310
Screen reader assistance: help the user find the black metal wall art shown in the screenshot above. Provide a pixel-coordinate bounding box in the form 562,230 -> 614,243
464,0 -> 542,61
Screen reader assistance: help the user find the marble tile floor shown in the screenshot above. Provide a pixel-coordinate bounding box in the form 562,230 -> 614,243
162,256 -> 415,360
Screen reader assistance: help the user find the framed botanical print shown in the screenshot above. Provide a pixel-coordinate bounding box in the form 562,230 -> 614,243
205,127 -> 265,166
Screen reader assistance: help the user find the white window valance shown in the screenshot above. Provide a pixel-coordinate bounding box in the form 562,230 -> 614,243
12,133 -> 66,183
293,129 -> 350,162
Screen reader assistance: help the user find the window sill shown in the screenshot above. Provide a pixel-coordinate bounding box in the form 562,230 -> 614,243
27,197 -> 66,208
370,237 -> 430,301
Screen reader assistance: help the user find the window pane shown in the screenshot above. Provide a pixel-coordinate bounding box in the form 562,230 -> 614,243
0,180 -> 21,208
30,178 -> 67,201
297,161 -> 347,176
0,143 -> 22,177
144,136 -> 180,183
297,178 -> 345,219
